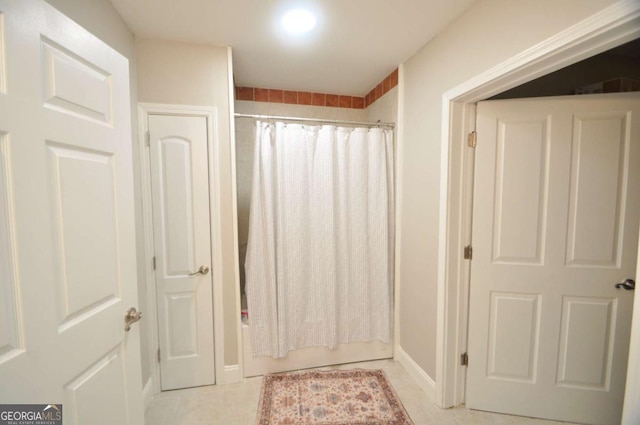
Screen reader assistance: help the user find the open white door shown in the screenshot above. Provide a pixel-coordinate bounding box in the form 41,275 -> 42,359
467,94 -> 640,424
0,0 -> 144,423
148,114 -> 215,390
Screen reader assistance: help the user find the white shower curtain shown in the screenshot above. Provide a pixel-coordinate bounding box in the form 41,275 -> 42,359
245,121 -> 394,359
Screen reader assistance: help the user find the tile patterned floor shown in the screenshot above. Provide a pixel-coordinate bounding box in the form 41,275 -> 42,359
145,359 -> 576,425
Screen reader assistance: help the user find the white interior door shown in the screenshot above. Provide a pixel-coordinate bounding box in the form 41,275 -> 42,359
0,0 -> 144,423
148,114 -> 215,391
466,93 -> 640,424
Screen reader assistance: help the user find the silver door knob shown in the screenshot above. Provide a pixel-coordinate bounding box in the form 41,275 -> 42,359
189,265 -> 210,276
615,278 -> 635,290
124,307 -> 143,331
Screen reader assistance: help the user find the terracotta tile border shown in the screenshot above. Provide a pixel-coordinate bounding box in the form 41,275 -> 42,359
269,89 -> 283,103
326,94 -> 339,107
298,91 -> 312,105
255,88 -> 269,102
364,69 -> 398,108
236,86 -> 253,101
235,68 -> 398,109
311,92 -> 325,106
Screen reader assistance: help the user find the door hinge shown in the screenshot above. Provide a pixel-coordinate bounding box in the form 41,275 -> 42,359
461,352 -> 468,366
145,131 -> 150,147
157,348 -> 161,363
152,256 -> 156,270
468,131 -> 477,148
464,245 -> 473,260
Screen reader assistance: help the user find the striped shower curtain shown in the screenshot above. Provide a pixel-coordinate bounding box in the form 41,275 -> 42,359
245,121 -> 394,359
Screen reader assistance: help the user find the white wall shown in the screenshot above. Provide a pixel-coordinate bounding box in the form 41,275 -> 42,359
43,0 -> 153,386
136,39 -> 240,370
44,0 -> 134,58
366,87 -> 398,125
398,0 -> 620,380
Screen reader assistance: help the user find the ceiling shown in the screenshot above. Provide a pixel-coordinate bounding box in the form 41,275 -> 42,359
109,0 -> 477,96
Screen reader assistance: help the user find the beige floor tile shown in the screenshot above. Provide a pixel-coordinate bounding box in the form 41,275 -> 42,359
144,359 -> 577,425
145,396 -> 180,425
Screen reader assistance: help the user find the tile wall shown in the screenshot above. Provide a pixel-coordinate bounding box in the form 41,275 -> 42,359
235,68 -> 398,109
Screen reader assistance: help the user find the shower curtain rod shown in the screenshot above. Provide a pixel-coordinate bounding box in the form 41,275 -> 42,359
234,113 -> 395,128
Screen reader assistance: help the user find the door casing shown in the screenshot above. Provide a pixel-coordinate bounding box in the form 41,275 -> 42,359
435,1 -> 640,408
137,103 -> 233,397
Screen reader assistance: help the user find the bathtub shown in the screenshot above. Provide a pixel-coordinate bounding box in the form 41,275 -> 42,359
241,323 -> 393,377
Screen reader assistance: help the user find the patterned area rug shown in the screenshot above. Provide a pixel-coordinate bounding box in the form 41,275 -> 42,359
256,369 -> 414,424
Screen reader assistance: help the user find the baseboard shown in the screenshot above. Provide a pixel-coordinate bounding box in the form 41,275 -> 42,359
222,364 -> 242,384
395,345 -> 436,402
142,375 -> 154,412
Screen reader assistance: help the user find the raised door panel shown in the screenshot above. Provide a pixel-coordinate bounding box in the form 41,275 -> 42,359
158,137 -> 196,276
41,38 -> 112,125
0,132 -> 22,361
487,292 -> 541,382
64,347 -> 129,425
166,293 -> 198,359
0,12 -> 17,362
557,296 -> 616,390
46,143 -> 120,330
492,118 -> 550,265
566,112 -> 629,267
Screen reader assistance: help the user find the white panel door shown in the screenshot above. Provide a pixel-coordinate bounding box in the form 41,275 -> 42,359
148,114 -> 215,390
0,0 -> 144,423
467,94 -> 640,425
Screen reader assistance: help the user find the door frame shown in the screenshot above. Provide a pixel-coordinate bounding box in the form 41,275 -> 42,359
436,1 -> 640,408
622,230 -> 640,424
137,103 -> 227,396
